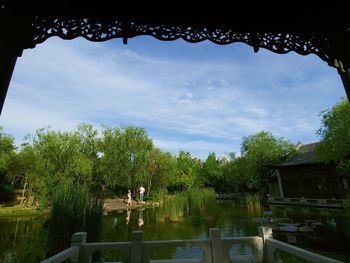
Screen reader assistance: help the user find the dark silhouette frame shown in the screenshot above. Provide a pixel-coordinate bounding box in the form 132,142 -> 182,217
1,3 -> 350,114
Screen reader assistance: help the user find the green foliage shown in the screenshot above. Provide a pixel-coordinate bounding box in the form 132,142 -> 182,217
46,181 -> 103,256
317,98 -> 350,173
23,124 -> 100,205
14,226 -> 47,263
0,183 -> 15,201
236,131 -> 296,192
186,188 -> 217,215
220,159 -> 241,193
0,127 -> 16,185
160,188 -> 217,222
147,148 -> 177,196
99,126 -> 153,193
162,193 -> 188,222
241,194 -> 262,214
198,152 -> 223,189
1,123 -> 297,208
174,151 -> 201,191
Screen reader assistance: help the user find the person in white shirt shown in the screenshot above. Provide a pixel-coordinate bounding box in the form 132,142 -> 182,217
139,186 -> 145,202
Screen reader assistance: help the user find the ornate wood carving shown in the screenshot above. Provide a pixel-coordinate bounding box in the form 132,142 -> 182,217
30,17 -> 349,69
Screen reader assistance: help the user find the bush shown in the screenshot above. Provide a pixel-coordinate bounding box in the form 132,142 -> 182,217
0,183 -> 15,202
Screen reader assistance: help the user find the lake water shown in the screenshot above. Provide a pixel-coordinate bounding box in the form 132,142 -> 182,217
0,202 -> 349,262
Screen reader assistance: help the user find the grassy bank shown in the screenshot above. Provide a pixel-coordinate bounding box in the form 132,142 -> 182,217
0,206 -> 46,218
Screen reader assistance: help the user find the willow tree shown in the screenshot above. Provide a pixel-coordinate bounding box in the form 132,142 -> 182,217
147,148 -> 177,196
29,124 -> 99,204
0,127 -> 16,201
236,131 -> 296,192
100,126 -> 153,194
174,151 -> 201,191
317,98 -> 350,174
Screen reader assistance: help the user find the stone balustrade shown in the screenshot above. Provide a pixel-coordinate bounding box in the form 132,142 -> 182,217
41,226 -> 344,263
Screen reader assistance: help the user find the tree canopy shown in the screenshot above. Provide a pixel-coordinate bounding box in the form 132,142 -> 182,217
235,131 -> 296,191
317,98 -> 350,173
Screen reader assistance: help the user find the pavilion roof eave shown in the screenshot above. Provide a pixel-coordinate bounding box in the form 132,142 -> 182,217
1,2 -> 350,114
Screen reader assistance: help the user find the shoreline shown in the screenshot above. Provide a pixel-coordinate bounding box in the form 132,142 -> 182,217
104,198 -> 161,212
0,198 -> 161,218
0,205 -> 46,218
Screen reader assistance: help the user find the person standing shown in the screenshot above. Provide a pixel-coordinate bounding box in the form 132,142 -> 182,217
127,190 -> 132,206
139,186 -> 145,202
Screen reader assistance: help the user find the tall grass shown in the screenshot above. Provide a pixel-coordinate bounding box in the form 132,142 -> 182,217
159,188 -> 217,222
241,194 -> 262,213
187,188 -> 217,215
46,181 -> 104,257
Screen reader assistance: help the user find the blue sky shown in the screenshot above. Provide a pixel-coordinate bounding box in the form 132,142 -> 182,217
0,36 -> 346,159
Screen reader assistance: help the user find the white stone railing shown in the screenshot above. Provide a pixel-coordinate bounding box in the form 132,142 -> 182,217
41,226 -> 344,263
40,246 -> 79,263
265,238 -> 343,263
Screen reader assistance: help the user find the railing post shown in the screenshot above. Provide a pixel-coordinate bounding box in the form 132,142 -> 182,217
210,228 -> 224,263
258,226 -> 273,263
131,230 -> 142,263
70,232 -> 87,263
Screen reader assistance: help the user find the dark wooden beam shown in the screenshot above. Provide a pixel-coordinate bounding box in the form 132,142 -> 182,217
339,68 -> 350,102
0,47 -> 18,115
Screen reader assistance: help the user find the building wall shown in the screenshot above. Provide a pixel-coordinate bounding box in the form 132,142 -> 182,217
278,163 -> 349,199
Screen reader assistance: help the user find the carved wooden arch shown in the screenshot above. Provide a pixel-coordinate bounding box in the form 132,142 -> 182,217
1,4 -> 350,114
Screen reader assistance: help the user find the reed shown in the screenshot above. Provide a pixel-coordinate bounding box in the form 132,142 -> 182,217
46,181 -> 103,257
242,193 -> 262,213
160,188 -> 217,222
187,188 -> 216,215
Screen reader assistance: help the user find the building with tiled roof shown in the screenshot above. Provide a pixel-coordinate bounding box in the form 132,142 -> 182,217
277,142 -> 320,166
268,142 -> 349,200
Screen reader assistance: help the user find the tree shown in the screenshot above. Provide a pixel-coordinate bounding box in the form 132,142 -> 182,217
0,127 -> 16,183
317,98 -> 350,173
29,125 -> 98,204
9,144 -> 36,204
0,127 -> 17,201
173,151 -> 201,191
147,148 -> 177,196
236,131 -> 296,192
99,126 -> 153,194
198,152 -> 223,189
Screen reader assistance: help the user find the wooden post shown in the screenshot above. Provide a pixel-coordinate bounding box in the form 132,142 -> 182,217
131,230 -> 142,263
258,226 -> 273,263
70,232 -> 87,263
339,67 -> 350,102
276,169 -> 284,198
0,46 -> 18,115
210,228 -> 224,263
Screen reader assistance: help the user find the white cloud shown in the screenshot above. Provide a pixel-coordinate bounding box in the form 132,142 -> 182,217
0,37 -> 346,157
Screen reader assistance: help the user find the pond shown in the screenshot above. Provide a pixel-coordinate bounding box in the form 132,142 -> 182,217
0,202 -> 349,262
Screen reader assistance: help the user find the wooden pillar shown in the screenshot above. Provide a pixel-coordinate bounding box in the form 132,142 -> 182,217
339,67 -> 350,101
0,46 -> 18,114
276,169 -> 285,198
0,7 -> 32,115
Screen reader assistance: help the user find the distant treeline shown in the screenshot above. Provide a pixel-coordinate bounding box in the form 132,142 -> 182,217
1,98 -> 349,205
0,124 -> 297,205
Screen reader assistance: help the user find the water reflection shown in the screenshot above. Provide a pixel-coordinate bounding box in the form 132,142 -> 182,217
0,203 -> 349,262
267,205 -> 349,261
138,209 -> 144,227
126,209 -> 131,225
